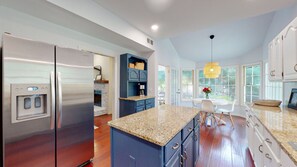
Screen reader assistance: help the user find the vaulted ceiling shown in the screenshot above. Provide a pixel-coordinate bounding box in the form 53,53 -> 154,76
170,12 -> 275,62
94,0 -> 297,38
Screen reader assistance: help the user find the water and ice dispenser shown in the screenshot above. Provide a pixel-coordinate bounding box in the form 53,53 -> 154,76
11,84 -> 51,123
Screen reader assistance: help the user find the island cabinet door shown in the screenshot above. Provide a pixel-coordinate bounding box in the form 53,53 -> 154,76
194,125 -> 200,165
181,131 -> 194,167
165,148 -> 181,167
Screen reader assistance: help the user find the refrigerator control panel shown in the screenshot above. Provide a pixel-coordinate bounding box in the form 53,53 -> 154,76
11,84 -> 51,123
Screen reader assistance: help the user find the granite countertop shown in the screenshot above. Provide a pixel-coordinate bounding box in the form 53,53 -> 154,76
247,104 -> 297,165
108,105 -> 200,146
119,96 -> 155,101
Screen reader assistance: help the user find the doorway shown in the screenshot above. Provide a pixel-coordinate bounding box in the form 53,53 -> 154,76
93,54 -> 115,126
170,68 -> 180,105
158,65 -> 171,105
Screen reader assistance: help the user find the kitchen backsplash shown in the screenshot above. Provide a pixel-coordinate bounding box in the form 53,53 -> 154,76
284,82 -> 297,105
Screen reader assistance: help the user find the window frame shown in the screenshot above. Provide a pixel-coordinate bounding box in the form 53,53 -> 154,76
241,62 -> 263,104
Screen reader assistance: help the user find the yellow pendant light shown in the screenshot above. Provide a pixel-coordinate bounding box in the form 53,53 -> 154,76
204,35 -> 221,78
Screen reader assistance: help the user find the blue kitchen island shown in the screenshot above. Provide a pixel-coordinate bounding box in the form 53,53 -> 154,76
108,105 -> 200,167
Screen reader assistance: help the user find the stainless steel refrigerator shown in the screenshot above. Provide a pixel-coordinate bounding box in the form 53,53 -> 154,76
1,34 -> 94,167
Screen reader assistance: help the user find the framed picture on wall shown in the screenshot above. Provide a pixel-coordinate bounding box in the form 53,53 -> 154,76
288,88 -> 297,110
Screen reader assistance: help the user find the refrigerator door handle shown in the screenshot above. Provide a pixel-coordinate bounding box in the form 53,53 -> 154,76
50,72 -> 55,130
57,72 -> 63,128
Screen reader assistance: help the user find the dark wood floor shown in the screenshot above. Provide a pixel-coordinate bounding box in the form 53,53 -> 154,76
86,114 -> 254,167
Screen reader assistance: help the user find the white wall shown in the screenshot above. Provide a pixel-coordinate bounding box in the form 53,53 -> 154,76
47,0 -> 155,51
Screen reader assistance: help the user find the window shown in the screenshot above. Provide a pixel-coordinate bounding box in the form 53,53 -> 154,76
181,69 -> 194,101
264,63 -> 283,101
243,64 -> 261,103
198,66 -> 237,102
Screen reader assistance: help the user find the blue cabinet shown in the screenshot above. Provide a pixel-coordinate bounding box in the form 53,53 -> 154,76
139,70 -> 147,82
165,148 -> 181,167
120,53 -> 148,98
194,125 -> 200,166
111,114 -> 200,167
119,98 -> 155,117
128,68 -> 140,82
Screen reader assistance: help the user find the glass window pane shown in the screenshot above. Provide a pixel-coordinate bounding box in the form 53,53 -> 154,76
229,67 -> 236,76
229,76 -> 236,85
246,76 -> 252,85
199,70 -> 204,78
181,70 -> 193,100
253,76 -> 260,85
246,67 -> 253,76
253,65 -> 261,76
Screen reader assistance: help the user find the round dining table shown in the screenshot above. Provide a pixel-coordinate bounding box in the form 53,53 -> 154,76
192,98 -> 229,126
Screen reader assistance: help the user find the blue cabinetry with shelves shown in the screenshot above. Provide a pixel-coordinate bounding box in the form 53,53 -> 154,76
120,53 -> 154,117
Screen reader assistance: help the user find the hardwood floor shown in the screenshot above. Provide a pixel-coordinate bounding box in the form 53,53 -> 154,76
86,114 -> 254,167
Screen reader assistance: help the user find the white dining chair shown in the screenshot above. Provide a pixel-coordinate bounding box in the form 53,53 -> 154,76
201,100 -> 217,127
217,100 -> 236,128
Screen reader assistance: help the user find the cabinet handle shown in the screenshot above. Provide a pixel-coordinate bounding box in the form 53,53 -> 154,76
270,71 -> 273,76
183,151 -> 188,160
172,143 -> 179,150
249,115 -> 252,118
265,138 -> 272,144
181,154 -> 186,160
246,121 -> 250,127
258,145 -> 263,153
188,127 -> 193,132
194,133 -> 198,141
265,153 -> 272,160
294,64 -> 297,72
180,155 -> 183,165
255,123 -> 259,127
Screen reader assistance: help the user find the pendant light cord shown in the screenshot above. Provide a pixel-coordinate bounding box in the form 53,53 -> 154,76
211,37 -> 213,63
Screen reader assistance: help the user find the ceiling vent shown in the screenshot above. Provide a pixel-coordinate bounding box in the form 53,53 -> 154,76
147,38 -> 154,46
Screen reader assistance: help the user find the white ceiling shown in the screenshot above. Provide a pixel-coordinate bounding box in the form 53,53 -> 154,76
170,12 -> 275,62
94,0 -> 297,39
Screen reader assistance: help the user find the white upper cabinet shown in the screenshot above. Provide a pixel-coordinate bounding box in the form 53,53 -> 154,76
268,34 -> 283,81
274,35 -> 283,80
268,40 -> 276,81
283,18 -> 297,81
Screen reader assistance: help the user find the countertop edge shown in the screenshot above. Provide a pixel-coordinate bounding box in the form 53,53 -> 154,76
119,96 -> 155,101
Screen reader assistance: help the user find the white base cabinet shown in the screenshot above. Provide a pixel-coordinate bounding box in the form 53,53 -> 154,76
245,107 -> 296,167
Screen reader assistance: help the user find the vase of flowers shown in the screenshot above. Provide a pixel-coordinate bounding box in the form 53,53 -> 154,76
202,87 -> 212,99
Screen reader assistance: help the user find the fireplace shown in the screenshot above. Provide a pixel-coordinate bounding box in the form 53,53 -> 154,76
94,90 -> 102,107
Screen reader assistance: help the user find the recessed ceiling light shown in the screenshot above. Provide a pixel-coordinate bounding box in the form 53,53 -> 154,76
151,24 -> 159,31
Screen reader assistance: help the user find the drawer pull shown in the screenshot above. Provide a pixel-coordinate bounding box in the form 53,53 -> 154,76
294,64 -> 297,72
172,143 -> 179,150
183,151 -> 188,160
246,121 -> 249,127
180,155 -> 183,165
188,127 -> 193,132
258,145 -> 263,153
265,138 -> 272,144
181,154 -> 186,160
255,123 -> 259,127
265,153 -> 272,160
249,115 -> 252,118
194,133 -> 198,141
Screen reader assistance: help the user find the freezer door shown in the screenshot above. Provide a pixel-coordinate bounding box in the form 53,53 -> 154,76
55,47 -> 94,167
2,34 -> 55,167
